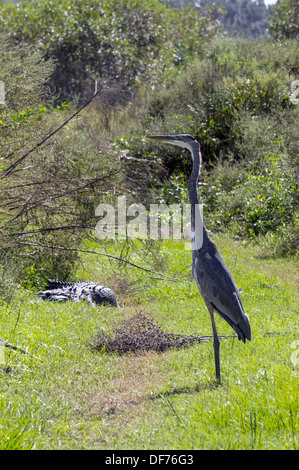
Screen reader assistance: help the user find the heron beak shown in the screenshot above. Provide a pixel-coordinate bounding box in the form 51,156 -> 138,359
146,135 -> 176,142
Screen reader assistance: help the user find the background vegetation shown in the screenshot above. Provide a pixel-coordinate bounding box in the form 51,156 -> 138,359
0,0 -> 223,101
0,0 -> 298,290
0,0 -> 298,450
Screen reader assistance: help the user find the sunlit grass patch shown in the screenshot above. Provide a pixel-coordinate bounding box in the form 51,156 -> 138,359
1,236 -> 298,449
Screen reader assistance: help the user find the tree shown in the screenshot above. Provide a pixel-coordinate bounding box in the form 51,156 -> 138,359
0,34 -> 120,283
0,0 -> 223,102
198,0 -> 271,37
268,0 -> 299,40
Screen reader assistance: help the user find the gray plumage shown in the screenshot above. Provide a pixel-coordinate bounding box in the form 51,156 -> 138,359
39,280 -> 117,307
192,229 -> 251,343
146,134 -> 251,381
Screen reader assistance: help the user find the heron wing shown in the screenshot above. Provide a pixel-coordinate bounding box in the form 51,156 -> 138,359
193,244 -> 251,341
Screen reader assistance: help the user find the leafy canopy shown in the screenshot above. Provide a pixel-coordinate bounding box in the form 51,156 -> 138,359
0,0 -> 223,101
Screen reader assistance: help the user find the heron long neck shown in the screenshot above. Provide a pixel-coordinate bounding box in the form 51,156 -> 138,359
188,142 -> 201,205
188,142 -> 210,249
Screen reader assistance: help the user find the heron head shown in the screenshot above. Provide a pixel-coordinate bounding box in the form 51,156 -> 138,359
146,134 -> 198,153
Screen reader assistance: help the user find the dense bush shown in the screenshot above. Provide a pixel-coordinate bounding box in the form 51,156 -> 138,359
268,0 -> 299,40
120,37 -> 298,254
201,155 -> 298,239
0,0 -> 222,102
0,34 -> 121,286
201,0 -> 271,37
144,37 -> 298,165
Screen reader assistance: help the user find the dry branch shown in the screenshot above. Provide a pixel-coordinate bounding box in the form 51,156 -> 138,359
15,240 -> 180,281
0,338 -> 28,355
2,84 -> 106,178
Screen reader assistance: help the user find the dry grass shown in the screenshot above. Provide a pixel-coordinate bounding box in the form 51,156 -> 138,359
86,353 -> 163,418
89,311 -> 226,355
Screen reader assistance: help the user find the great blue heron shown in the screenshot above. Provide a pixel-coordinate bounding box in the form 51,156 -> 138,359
146,134 -> 251,381
39,280 -> 117,307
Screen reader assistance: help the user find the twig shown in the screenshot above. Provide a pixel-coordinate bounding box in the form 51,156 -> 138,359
0,338 -> 28,355
3,224 -> 96,237
0,339 -> 43,363
0,169 -> 119,231
2,85 -> 105,178
15,241 -> 180,281
0,179 -> 53,191
194,334 -> 237,342
41,171 -> 120,202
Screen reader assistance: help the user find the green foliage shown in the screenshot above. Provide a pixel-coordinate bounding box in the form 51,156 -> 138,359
0,399 -> 39,450
0,4 -> 298,287
0,237 -> 298,449
201,155 -> 298,240
201,0 -> 271,37
137,37 -> 298,253
145,37 -> 297,164
96,37 -> 299,255
0,33 -> 121,286
268,0 -> 299,40
0,0 -> 222,101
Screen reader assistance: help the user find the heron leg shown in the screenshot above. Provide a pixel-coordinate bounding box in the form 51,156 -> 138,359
209,307 -> 221,382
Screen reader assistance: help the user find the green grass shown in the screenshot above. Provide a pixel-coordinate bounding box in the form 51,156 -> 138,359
0,236 -> 298,449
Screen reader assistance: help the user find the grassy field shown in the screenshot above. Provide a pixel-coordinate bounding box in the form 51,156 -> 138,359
0,236 -> 298,449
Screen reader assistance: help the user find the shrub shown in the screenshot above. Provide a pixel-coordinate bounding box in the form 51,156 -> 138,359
137,37 -> 298,254
0,34 -> 120,287
0,0 -> 223,102
268,0 -> 299,40
200,155 -> 298,244
144,37 -> 298,167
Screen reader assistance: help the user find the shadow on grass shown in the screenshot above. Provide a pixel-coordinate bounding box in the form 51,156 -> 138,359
151,380 -> 221,401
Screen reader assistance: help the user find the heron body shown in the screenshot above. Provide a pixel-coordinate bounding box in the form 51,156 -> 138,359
193,226 -> 251,343
146,134 -> 251,381
39,280 -> 117,307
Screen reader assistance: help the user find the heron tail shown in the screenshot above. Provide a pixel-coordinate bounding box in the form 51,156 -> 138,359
232,313 -> 251,343
214,307 -> 251,343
